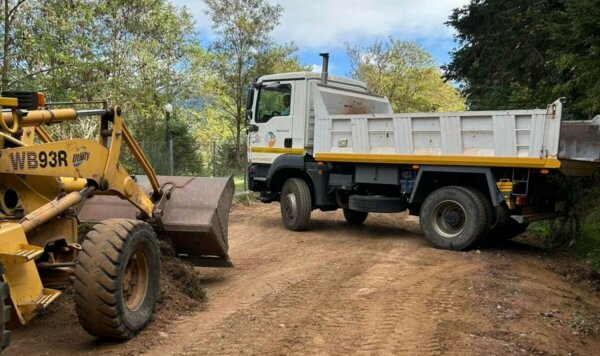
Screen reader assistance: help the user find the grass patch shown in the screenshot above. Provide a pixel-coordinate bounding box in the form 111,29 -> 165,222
234,176 -> 246,192
528,221 -> 551,238
232,176 -> 258,205
576,223 -> 600,270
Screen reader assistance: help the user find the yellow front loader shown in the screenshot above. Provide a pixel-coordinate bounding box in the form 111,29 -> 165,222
0,92 -> 234,349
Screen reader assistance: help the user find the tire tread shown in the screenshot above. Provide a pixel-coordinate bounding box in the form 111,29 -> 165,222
74,219 -> 158,339
281,178 -> 312,231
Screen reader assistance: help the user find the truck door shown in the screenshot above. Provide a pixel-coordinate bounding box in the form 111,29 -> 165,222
248,82 -> 296,164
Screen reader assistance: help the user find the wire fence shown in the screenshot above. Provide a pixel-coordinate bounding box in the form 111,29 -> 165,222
126,141 -> 247,185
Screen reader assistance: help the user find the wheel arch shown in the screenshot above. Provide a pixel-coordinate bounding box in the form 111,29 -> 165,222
266,155 -> 315,203
409,166 -> 503,211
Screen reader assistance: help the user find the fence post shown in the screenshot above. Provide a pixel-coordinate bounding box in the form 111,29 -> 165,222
169,139 -> 174,175
212,140 -> 217,177
243,145 -> 248,190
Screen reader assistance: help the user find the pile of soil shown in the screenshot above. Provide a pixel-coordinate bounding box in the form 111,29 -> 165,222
14,239 -> 207,353
155,240 -> 206,319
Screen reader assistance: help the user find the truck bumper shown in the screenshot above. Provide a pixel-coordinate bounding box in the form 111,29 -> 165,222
510,211 -> 564,224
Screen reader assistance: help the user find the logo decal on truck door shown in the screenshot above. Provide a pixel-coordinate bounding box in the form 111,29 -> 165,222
265,132 -> 276,147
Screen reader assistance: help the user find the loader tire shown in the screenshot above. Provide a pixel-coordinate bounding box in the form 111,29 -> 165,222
0,265 -> 11,350
420,186 -> 488,251
343,208 -> 368,225
74,219 -> 160,340
280,178 -> 312,231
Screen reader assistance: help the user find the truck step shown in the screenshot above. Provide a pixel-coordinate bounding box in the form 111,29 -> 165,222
0,244 -> 43,264
17,288 -> 61,321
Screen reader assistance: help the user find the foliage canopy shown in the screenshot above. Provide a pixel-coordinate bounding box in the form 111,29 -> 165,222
348,39 -> 465,113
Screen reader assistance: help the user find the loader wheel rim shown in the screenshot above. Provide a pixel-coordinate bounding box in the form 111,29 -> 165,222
432,200 -> 466,239
123,250 -> 149,312
283,192 -> 297,220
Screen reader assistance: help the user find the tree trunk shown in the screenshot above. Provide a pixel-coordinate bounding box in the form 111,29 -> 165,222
234,56 -> 243,171
2,0 -> 10,92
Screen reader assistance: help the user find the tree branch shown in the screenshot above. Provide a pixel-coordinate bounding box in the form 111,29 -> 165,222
7,0 -> 26,21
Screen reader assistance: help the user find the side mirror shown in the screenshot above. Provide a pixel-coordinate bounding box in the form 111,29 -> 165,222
245,88 -> 254,111
245,109 -> 253,123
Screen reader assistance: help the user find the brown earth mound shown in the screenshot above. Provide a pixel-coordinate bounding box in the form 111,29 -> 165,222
6,239 -> 206,354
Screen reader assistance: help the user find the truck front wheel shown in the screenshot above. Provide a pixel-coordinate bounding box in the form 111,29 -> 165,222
420,186 -> 488,251
280,178 -> 312,231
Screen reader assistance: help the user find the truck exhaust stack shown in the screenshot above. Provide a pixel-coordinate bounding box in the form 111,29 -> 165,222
320,53 -> 329,85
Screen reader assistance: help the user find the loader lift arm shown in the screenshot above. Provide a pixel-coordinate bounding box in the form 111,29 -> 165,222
0,104 -> 162,218
0,93 -> 234,349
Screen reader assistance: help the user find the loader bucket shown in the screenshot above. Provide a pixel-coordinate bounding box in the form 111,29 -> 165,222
78,176 -> 235,267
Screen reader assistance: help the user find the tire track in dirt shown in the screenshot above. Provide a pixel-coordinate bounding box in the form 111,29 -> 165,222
6,203 -> 600,355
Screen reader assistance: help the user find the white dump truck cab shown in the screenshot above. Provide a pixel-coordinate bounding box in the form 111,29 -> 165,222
246,54 -> 600,251
246,70 -> 369,165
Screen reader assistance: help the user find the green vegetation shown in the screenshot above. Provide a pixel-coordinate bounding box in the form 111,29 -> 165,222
348,39 -> 465,112
1,0 -> 205,174
234,177 -> 246,192
445,0 -> 600,119
577,218 -> 600,270
201,0 -> 308,170
446,0 -> 600,268
1,1 -> 466,176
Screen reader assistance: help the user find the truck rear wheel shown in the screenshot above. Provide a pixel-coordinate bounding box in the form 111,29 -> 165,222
280,178 -> 312,231
0,266 -> 11,350
343,208 -> 368,225
467,187 -> 494,241
420,186 -> 488,251
74,219 -> 160,339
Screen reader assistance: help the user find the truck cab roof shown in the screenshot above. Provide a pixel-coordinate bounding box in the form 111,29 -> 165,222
257,71 -> 368,91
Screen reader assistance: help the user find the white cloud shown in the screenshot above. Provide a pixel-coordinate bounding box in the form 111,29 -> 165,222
310,62 -> 337,73
172,0 -> 469,49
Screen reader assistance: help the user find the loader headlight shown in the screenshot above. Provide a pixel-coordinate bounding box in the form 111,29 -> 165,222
1,188 -> 19,215
1,91 -> 40,110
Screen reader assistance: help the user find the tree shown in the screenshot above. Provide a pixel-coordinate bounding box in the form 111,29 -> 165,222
1,0 -> 208,174
1,0 -> 26,91
550,0 -> 600,118
443,0 -> 600,119
348,39 -> 465,112
444,0 -> 562,112
203,0 -> 304,168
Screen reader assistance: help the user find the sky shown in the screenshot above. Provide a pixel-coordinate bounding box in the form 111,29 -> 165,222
171,0 -> 470,76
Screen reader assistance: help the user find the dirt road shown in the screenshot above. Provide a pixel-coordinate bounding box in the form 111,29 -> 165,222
7,203 -> 600,355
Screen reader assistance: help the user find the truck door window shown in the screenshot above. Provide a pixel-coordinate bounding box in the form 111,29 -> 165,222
256,84 -> 291,123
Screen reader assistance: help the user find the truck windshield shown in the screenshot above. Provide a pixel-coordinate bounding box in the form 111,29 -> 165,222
256,84 -> 291,123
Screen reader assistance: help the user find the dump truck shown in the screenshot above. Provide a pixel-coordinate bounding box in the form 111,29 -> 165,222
0,92 -> 234,349
246,53 -> 600,250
